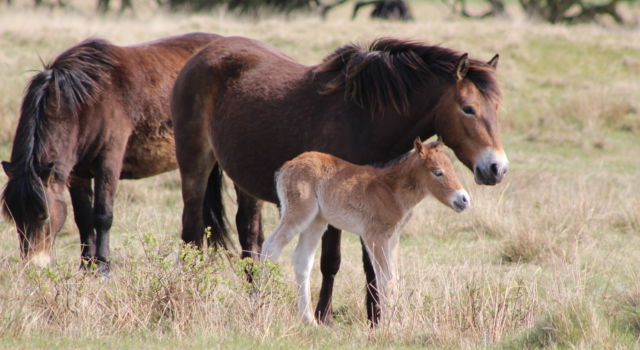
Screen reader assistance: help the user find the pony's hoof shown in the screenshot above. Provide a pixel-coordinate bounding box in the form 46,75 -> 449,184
96,260 -> 110,278
315,310 -> 334,326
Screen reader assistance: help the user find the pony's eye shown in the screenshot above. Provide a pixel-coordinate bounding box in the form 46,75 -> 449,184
462,105 -> 476,116
432,169 -> 444,177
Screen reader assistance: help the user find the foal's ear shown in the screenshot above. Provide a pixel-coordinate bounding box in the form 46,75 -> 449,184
426,141 -> 444,151
1,161 -> 13,178
414,137 -> 426,159
455,53 -> 469,81
487,54 -> 499,69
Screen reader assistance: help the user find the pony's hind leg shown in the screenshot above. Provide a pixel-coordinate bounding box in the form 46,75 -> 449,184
292,217 -> 328,324
172,68 -> 217,249
177,152 -> 215,248
235,185 -> 264,261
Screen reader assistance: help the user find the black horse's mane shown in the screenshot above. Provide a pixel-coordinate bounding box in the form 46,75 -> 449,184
315,38 -> 500,115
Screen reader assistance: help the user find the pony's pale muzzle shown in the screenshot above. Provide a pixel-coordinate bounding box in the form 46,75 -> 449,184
28,250 -> 52,267
450,189 -> 470,212
474,148 -> 508,185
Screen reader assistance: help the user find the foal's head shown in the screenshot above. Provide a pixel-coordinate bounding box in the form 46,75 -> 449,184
414,138 -> 470,212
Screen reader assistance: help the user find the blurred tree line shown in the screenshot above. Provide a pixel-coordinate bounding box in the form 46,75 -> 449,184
8,0 -> 637,24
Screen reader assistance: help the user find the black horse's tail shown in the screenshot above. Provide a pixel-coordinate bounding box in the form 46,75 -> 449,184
203,163 -> 232,251
2,39 -> 116,234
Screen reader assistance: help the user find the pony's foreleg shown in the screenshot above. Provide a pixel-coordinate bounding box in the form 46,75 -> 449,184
235,186 -> 264,261
68,176 -> 95,268
93,152 -> 126,275
315,226 -> 342,324
292,217 -> 327,325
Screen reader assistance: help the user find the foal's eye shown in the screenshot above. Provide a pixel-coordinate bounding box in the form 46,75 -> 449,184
462,105 -> 476,116
432,169 -> 444,177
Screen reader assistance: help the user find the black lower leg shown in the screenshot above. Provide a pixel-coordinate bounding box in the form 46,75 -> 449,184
69,177 -> 96,268
315,226 -> 342,324
235,187 -> 264,282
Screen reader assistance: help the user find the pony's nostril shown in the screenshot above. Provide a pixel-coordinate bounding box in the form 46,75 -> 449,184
490,163 -> 499,176
461,195 -> 468,203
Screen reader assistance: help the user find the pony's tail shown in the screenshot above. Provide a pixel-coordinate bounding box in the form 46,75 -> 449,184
203,163 -> 232,251
1,70 -> 53,226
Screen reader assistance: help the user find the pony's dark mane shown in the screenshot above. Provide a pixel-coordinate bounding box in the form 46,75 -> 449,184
1,38 -> 117,225
372,147 -> 413,169
373,140 -> 442,169
315,38 -> 501,115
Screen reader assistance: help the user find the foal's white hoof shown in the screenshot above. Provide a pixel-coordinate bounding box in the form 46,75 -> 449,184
301,313 -> 318,326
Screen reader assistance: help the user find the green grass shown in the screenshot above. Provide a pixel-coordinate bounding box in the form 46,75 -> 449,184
0,1 -> 639,349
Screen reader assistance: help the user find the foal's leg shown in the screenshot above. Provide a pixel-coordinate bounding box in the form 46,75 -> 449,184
261,195 -> 319,263
361,239 -> 381,325
235,186 -> 264,261
293,218 -> 328,324
315,226 -> 341,324
362,234 -> 394,317
68,176 -> 96,267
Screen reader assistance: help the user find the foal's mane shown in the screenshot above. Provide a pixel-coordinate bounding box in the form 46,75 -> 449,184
315,38 -> 500,115
2,38 -> 117,224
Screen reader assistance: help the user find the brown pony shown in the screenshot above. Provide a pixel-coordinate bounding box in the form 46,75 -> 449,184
262,139 -> 469,324
1,33 -> 226,272
172,36 -> 508,324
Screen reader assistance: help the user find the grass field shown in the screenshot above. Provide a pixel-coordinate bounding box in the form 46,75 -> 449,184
0,1 -> 639,348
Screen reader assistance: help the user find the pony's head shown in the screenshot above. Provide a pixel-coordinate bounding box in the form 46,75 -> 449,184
414,138 -> 469,212
2,160 -> 67,266
433,53 -> 508,186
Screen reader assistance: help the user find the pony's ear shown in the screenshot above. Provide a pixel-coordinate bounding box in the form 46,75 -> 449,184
1,161 -> 12,178
455,53 -> 469,81
414,137 -> 426,159
487,54 -> 499,69
38,162 -> 55,185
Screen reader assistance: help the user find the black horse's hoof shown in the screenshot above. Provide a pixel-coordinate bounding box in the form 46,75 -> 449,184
96,260 -> 110,277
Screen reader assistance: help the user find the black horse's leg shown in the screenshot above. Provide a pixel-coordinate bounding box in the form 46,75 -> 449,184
92,156 -> 124,276
315,226 -> 342,324
362,238 -> 381,325
235,185 -> 264,261
68,176 -> 96,268
235,186 -> 264,282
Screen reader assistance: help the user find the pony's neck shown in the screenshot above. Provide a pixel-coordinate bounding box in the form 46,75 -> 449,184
379,152 -> 431,211
28,119 -> 79,182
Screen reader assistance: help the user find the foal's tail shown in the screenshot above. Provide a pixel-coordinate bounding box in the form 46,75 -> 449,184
203,163 -> 232,251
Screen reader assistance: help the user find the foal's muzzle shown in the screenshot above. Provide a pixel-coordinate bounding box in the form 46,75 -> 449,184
474,148 -> 509,185
450,190 -> 471,212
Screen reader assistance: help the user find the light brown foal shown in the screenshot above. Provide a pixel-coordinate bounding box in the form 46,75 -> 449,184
261,138 -> 470,324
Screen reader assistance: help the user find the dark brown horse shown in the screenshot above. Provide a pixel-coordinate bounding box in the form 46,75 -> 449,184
172,36 -> 508,324
1,33 -> 227,272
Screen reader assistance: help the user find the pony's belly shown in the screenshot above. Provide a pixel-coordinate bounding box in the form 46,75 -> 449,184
120,131 -> 177,179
